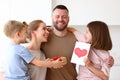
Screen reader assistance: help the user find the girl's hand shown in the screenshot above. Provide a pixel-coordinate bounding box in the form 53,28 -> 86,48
84,57 -> 92,68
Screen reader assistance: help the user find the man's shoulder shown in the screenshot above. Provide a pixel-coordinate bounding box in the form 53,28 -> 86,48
67,31 -> 76,37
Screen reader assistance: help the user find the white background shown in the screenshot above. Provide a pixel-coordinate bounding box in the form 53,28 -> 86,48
0,0 -> 52,47
52,0 -> 120,25
0,0 -> 120,79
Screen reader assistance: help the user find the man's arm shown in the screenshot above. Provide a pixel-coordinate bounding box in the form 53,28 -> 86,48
108,56 -> 114,67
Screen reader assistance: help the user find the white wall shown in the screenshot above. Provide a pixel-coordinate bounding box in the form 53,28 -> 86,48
0,0 -> 52,47
52,0 -> 120,25
0,0 -> 120,80
1,0 -> 52,25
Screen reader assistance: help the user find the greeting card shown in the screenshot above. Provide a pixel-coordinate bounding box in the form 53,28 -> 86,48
71,41 -> 91,66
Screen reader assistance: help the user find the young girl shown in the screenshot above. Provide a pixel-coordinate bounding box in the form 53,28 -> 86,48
2,20 -> 66,80
68,21 -> 113,80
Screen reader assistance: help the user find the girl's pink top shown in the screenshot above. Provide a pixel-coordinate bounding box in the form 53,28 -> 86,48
74,31 -> 111,80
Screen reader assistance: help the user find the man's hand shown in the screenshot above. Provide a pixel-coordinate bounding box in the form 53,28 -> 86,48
108,56 -> 114,67
47,27 -> 53,32
105,56 -> 114,67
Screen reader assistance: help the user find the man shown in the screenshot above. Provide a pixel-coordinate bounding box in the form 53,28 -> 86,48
42,5 -> 114,80
42,5 -> 77,80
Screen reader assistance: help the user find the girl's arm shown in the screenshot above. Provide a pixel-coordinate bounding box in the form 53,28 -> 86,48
30,57 -> 67,68
67,27 -> 77,32
67,27 -> 86,42
85,58 -> 108,80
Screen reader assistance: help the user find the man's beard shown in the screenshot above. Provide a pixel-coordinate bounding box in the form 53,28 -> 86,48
53,24 -> 68,31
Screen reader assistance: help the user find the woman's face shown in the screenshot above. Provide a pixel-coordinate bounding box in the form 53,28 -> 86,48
85,27 -> 92,43
34,23 -> 49,42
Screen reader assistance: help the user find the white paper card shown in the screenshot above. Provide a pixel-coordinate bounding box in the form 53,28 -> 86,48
71,41 -> 91,65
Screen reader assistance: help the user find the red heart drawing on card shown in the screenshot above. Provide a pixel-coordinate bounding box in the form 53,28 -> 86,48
74,48 -> 87,58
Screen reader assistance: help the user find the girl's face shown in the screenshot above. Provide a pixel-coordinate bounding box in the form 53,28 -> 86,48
33,23 -> 49,42
85,27 -> 92,43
